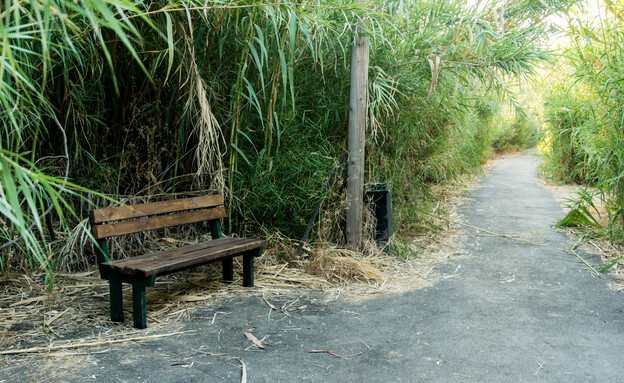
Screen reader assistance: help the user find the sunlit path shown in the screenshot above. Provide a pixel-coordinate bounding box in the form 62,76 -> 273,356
6,151 -> 623,382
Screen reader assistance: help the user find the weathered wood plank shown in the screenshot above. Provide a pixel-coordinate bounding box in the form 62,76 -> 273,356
100,237 -> 267,278
92,207 -> 227,239
91,195 -> 224,224
103,237 -> 240,267
132,239 -> 266,277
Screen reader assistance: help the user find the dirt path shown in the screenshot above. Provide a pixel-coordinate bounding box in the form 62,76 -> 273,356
3,151 -> 624,382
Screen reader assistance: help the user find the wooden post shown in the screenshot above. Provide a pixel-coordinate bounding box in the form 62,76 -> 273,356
346,5 -> 369,251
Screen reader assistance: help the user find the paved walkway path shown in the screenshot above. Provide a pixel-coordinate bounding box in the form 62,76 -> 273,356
6,151 -> 624,382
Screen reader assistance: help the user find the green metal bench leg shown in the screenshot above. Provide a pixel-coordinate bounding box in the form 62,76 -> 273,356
132,282 -> 147,329
242,253 -> 254,287
243,249 -> 262,287
109,279 -> 124,322
222,258 -> 233,282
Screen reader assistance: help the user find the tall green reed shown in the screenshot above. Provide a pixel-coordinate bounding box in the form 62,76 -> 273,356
0,0 -> 574,280
541,0 -> 624,242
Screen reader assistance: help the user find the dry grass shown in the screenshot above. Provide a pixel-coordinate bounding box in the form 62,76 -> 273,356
0,248 -> 445,354
0,175 -> 473,356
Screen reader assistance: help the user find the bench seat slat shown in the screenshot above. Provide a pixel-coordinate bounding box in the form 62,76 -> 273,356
105,236 -> 241,268
91,195 -> 224,224
92,207 -> 227,239
100,237 -> 267,278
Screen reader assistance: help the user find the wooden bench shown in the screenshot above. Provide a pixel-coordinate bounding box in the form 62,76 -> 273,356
89,194 -> 267,328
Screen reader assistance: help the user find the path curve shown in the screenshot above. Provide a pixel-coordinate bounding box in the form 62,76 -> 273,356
6,151 -> 624,382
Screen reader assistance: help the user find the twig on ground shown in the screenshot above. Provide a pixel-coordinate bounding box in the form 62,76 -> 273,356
45,307 -> 72,327
306,349 -> 360,360
589,241 -> 609,258
210,311 -> 229,325
273,263 -> 288,278
10,296 -> 45,307
568,249 -> 601,277
47,349 -> 111,358
280,298 -> 299,318
193,349 -> 228,357
233,357 -> 247,383
0,331 -> 195,355
262,293 -> 278,310
281,298 -> 299,311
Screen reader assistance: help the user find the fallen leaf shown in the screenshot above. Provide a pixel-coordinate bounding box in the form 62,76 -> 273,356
243,332 -> 265,349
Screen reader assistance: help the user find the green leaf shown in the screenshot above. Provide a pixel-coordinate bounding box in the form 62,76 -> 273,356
242,77 -> 263,124
231,143 -> 252,167
237,129 -> 258,154
0,158 -> 20,221
597,257 -> 623,273
279,50 -> 288,105
247,40 -> 265,92
556,207 -> 600,228
164,11 -> 174,84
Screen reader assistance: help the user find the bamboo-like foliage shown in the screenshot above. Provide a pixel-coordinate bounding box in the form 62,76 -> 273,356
0,0 -> 149,280
365,0 -> 576,232
542,0 -> 624,242
0,0 -> 576,280
0,0 -> 380,278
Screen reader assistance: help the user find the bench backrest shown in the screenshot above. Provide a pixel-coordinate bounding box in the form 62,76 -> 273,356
90,194 -> 226,240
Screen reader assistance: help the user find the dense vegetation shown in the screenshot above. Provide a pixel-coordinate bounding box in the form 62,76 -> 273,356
540,0 -> 624,243
0,0 -> 573,282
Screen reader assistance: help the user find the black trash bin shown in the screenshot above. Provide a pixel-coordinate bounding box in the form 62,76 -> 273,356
364,183 -> 393,253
